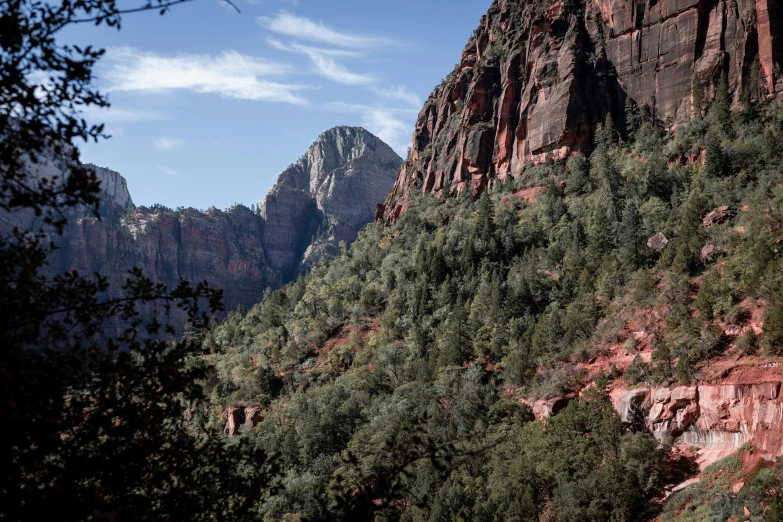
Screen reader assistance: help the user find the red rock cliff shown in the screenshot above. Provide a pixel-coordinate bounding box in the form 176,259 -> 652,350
381,0 -> 783,221
610,365 -> 783,467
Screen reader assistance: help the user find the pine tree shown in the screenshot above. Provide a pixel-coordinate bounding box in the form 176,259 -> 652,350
704,131 -> 727,178
618,199 -> 645,269
710,70 -> 731,128
591,136 -> 620,197
438,277 -> 456,308
428,246 -> 447,284
531,303 -> 565,359
470,274 -> 493,334
475,191 -> 500,259
673,183 -> 708,274
565,156 -> 590,196
694,271 -> 718,321
594,121 -> 607,149
624,96 -> 638,137
604,113 -> 617,144
477,191 -> 495,238
586,188 -> 619,270
438,300 -> 473,367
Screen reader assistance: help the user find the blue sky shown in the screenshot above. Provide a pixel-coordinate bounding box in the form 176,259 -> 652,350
69,0 -> 491,210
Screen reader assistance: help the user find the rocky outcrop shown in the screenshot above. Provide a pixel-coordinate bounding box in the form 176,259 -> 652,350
1,127 -> 400,322
380,0 -> 783,222
703,205 -> 736,228
87,164 -> 133,209
260,126 -> 401,279
525,365 -> 783,466
647,232 -> 670,251
610,365 -> 783,462
224,406 -> 262,436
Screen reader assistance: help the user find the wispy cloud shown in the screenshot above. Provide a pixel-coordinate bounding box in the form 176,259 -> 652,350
76,105 -> 166,138
268,39 -> 375,86
157,165 -> 180,177
102,47 -> 308,105
377,85 -> 422,108
154,136 -> 184,150
258,11 -> 392,48
79,105 -> 166,124
324,102 -> 415,155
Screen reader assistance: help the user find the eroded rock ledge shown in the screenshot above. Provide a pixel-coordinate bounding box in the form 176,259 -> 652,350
531,365 -> 783,467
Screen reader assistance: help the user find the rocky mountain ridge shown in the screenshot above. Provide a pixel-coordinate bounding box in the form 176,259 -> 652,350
200,0 -> 783,517
380,0 -> 783,221
1,127 -> 401,316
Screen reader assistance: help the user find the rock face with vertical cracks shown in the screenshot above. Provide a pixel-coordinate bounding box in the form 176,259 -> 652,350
380,0 -> 783,222
530,365 -> 783,467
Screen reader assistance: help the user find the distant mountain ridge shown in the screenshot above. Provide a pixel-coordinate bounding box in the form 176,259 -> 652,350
0,126 -> 402,316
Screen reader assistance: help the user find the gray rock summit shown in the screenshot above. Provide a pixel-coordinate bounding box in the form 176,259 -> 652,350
260,126 -> 402,279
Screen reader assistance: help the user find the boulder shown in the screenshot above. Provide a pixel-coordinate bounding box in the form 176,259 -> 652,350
703,206 -> 736,228
701,243 -> 718,263
647,233 -> 670,252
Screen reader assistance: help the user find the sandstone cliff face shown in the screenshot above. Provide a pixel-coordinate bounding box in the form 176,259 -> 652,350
381,0 -> 783,221
87,164 -> 133,209
525,364 -> 783,468
1,127 -> 400,318
610,366 -> 783,464
260,126 -> 401,279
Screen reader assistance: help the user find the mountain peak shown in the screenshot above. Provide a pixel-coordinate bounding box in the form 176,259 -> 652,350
259,126 -> 402,279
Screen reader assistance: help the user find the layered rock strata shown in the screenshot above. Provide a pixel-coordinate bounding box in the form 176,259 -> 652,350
381,0 -> 783,221
609,366 -> 783,461
527,365 -> 783,466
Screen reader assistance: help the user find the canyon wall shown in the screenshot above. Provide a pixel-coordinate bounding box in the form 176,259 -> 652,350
380,0 -> 783,222
523,364 -> 783,468
1,127 -> 401,318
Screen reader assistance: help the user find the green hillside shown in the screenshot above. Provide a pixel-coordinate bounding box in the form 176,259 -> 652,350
202,94 -> 783,520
